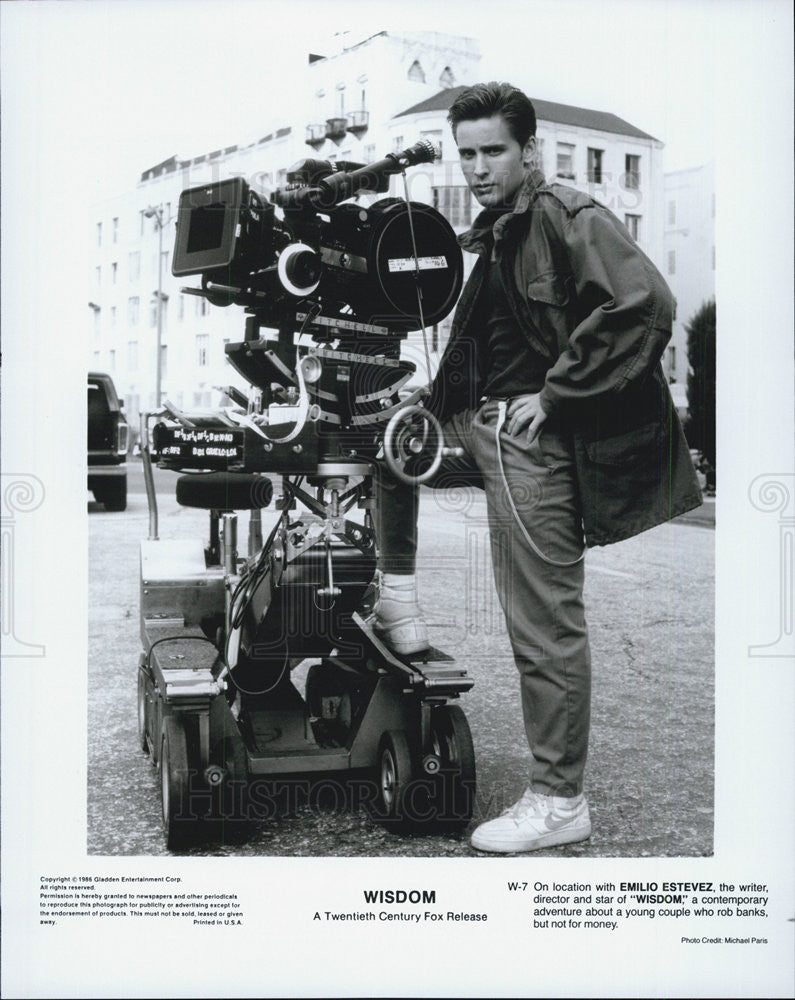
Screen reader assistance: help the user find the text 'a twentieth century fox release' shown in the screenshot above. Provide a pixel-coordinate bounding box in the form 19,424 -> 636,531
312,888 -> 488,925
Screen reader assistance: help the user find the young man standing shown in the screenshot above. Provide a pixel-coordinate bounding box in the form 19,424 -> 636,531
373,82 -> 702,852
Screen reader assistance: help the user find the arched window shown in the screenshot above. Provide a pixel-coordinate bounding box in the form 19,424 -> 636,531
408,59 -> 425,82
439,66 -> 455,88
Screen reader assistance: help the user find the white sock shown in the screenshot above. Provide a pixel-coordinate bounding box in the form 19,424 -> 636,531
382,572 -> 416,590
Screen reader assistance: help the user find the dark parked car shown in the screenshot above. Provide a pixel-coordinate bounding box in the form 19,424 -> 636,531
88,372 -> 128,511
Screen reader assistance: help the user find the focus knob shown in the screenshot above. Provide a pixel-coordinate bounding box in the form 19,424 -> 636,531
277,242 -> 322,296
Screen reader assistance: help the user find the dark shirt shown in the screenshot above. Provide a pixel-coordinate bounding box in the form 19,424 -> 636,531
478,257 -> 549,399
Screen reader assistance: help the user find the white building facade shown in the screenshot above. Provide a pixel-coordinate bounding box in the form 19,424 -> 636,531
89,30 -> 668,418
663,162 -> 716,403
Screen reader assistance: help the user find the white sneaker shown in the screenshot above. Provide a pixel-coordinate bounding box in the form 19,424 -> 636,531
373,573 -> 429,656
470,788 -> 591,853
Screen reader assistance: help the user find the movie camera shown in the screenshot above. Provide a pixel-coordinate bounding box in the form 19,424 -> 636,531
137,140 -> 477,848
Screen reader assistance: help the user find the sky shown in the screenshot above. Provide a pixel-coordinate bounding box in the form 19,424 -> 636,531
1,0 -> 731,210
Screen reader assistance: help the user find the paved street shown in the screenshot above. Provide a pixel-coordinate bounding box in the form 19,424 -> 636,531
88,461 -> 714,857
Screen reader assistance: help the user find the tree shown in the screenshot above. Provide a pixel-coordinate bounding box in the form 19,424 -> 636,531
684,298 -> 716,491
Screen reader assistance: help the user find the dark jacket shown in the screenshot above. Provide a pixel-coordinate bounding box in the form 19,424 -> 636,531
430,169 -> 703,547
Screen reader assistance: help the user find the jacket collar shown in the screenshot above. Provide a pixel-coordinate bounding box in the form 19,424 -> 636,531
458,168 -> 547,255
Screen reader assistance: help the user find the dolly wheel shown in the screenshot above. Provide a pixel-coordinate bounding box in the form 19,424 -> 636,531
137,669 -> 149,754
376,730 -> 416,828
429,705 -> 477,831
160,716 -> 193,850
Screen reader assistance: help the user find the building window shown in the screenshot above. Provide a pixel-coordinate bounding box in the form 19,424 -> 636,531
150,298 -> 158,328
128,251 -> 140,281
392,135 -> 404,153
111,261 -> 118,284
363,144 -> 376,163
178,294 -> 185,321
139,211 -> 146,236
128,296 -> 139,325
625,154 -> 640,189
195,297 -> 208,317
433,186 -> 472,228
97,222 -> 102,247
439,66 -> 455,88
667,250 -> 676,275
110,306 -> 117,328
112,217 -> 119,243
96,265 -> 101,286
587,148 -> 603,183
93,350 -> 100,365
668,200 -> 676,225
109,349 -> 116,371
556,143 -> 575,180
407,59 -> 425,83
196,334 -> 209,367
624,214 -> 641,241
127,340 -> 139,370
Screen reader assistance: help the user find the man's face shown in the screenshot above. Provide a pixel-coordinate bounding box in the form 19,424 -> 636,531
455,115 -> 535,210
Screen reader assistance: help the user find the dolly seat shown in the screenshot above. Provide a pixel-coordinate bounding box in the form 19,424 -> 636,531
176,472 -> 273,510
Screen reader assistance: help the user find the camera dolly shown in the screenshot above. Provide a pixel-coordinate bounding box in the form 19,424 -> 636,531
137,441 -> 475,848
135,147 -> 477,848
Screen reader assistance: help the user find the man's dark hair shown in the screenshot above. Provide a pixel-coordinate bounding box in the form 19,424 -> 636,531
447,82 -> 537,146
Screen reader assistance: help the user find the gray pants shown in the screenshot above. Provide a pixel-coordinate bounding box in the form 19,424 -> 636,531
377,401 -> 591,797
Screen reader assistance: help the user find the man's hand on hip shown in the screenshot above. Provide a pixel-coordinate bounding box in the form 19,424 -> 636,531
505,393 -> 548,442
